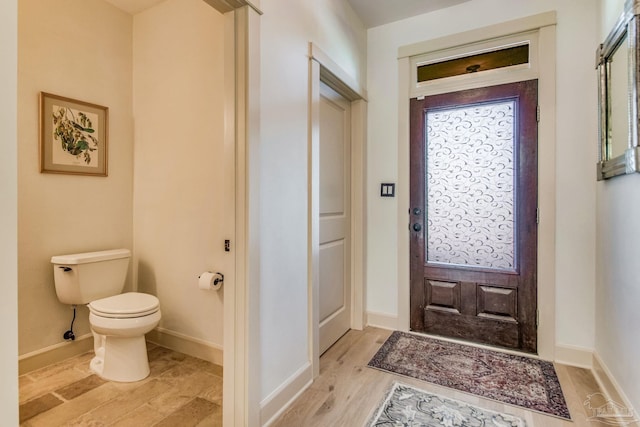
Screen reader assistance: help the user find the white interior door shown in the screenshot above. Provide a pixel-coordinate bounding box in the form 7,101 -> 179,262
319,81 -> 351,354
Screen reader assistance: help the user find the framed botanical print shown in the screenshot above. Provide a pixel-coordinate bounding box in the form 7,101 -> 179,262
40,92 -> 108,176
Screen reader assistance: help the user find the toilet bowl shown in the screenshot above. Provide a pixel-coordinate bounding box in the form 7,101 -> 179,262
88,292 -> 161,382
51,249 -> 162,383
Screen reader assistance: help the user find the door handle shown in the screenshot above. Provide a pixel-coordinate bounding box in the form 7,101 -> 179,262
412,223 -> 422,232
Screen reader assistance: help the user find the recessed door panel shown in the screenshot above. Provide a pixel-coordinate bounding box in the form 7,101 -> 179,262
320,93 -> 346,216
319,241 -> 346,322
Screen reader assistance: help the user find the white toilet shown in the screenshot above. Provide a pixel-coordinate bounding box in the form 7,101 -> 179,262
51,248 -> 161,382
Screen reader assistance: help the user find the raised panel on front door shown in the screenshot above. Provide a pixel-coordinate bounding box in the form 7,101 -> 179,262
477,285 -> 517,322
425,280 -> 461,314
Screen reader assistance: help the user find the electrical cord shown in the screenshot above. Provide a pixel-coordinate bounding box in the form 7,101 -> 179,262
63,305 -> 76,341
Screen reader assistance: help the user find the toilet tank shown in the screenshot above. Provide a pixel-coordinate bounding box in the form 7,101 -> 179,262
51,249 -> 131,305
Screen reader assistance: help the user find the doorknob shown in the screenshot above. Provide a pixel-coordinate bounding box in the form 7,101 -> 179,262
412,223 -> 422,232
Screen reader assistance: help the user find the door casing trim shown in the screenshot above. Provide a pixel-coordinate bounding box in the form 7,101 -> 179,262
309,42 -> 367,378
397,15 -> 557,361
221,5 -> 261,426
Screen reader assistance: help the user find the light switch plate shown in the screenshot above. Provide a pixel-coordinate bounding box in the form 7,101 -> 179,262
380,183 -> 395,197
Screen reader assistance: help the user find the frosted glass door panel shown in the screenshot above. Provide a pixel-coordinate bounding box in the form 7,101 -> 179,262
426,100 -> 515,270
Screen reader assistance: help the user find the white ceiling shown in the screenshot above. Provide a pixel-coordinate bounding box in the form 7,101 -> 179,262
104,0 -> 470,28
346,0 -> 472,28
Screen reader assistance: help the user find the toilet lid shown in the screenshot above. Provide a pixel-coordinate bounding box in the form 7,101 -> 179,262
89,292 -> 159,318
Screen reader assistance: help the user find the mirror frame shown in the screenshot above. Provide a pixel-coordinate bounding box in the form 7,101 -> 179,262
597,0 -> 640,180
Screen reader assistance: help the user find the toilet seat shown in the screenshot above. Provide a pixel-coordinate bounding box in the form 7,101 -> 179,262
89,292 -> 159,319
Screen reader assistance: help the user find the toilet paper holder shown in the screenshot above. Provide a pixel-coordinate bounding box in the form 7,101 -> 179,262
212,272 -> 224,286
198,271 -> 224,290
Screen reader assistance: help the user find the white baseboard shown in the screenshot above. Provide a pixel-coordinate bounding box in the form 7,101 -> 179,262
592,351 -> 637,417
146,327 -> 223,366
554,344 -> 593,369
366,311 -> 399,330
18,333 -> 93,375
260,362 -> 313,427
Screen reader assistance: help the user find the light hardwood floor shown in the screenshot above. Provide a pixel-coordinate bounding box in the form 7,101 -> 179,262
19,343 -> 222,426
19,328 -> 638,427
272,327 -> 639,427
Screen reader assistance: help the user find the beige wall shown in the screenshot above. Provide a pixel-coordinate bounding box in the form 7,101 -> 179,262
1,0 -> 19,422
17,0 -> 228,363
18,0 -> 134,355
133,0 -> 228,352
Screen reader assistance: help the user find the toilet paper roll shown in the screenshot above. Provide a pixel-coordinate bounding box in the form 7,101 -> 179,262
198,271 -> 223,291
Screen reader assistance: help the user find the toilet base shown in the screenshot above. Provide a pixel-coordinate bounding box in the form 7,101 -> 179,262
91,333 -> 150,382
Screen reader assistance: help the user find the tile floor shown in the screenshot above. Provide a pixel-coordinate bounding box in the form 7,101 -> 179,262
19,343 -> 222,426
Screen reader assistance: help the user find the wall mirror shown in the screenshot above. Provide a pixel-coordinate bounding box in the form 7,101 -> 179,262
597,0 -> 640,180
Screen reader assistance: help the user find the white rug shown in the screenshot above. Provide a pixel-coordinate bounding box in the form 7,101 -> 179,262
368,382 -> 527,426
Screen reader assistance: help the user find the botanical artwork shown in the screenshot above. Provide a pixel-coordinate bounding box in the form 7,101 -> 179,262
40,92 -> 108,176
51,105 -> 100,167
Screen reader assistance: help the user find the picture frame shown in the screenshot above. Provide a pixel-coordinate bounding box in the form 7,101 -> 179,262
39,92 -> 108,176
596,0 -> 640,180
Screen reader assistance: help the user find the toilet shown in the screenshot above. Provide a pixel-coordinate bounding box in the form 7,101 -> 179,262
51,249 -> 161,382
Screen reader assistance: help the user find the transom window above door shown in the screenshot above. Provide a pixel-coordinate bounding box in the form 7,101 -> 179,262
409,31 -> 540,98
417,43 -> 529,83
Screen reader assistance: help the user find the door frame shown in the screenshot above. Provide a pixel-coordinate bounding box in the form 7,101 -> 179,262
397,13 -> 557,361
1,0 -> 18,424
221,4 -> 261,426
308,43 -> 367,378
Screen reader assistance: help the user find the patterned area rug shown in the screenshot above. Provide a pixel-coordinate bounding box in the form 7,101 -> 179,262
369,382 -> 527,427
368,331 -> 570,419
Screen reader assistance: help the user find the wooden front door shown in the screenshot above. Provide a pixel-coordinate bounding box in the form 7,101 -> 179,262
409,80 -> 538,353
